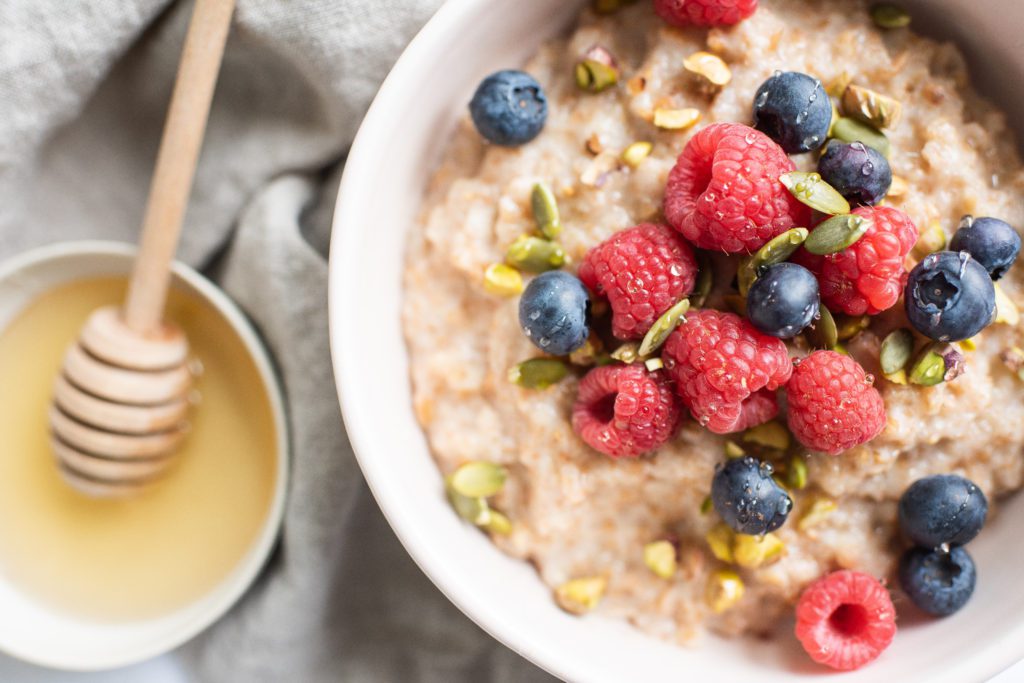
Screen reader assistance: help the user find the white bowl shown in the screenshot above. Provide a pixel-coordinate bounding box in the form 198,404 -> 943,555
0,242 -> 289,671
329,2 -> 1024,680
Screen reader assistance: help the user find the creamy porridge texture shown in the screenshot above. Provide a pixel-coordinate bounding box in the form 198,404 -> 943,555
403,0 -> 1024,645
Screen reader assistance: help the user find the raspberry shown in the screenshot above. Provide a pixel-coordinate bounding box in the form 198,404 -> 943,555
795,205 -> 919,316
661,309 -> 792,434
664,123 -> 810,253
795,570 -> 897,671
654,0 -> 758,27
786,350 -> 886,455
572,364 -> 682,458
578,223 -> 698,339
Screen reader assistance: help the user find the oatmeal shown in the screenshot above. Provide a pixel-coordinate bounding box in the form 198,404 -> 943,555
403,0 -> 1024,645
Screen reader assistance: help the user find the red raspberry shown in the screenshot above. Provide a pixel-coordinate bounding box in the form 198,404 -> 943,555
661,309 -> 791,434
578,223 -> 698,340
664,123 -> 810,254
795,570 -> 897,671
654,0 -> 758,27
795,205 -> 919,316
572,364 -> 682,458
786,350 -> 886,455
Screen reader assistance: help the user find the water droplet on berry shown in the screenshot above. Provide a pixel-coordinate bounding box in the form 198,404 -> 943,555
744,132 -> 758,145
864,373 -> 875,385
698,415 -> 710,426
851,141 -> 866,153
669,264 -> 683,276
755,92 -> 769,108
861,162 -> 874,176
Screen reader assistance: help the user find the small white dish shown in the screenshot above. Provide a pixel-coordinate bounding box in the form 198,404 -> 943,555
0,241 -> 288,671
329,0 -> 1024,681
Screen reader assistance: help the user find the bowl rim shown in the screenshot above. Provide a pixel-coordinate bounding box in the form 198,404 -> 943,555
0,240 -> 289,671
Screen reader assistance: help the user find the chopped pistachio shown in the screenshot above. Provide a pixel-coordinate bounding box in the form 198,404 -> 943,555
705,523 -> 735,563
826,71 -> 853,99
555,576 -> 607,615
700,495 -> 713,515
484,510 -> 513,535
995,283 -> 1020,325
575,46 -> 619,93
506,235 -> 566,272
580,151 -> 622,187
446,478 -> 492,526
691,251 -> 714,308
887,175 -> 909,198
653,107 -> 702,131
799,496 -> 838,530
780,172 -> 851,216
705,569 -> 745,613
842,83 -> 903,130
683,51 -> 732,87
610,343 -> 641,364
483,263 -> 524,296
835,315 -> 870,341
622,141 -> 653,167
880,328 -> 915,375
508,358 -> 569,389
831,117 -> 891,157
871,2 -> 911,29
915,219 -> 947,254
531,182 -> 561,239
804,214 -> 872,255
742,421 -> 791,451
639,298 -> 690,356
1000,346 -> 1024,381
643,540 -> 679,579
908,345 -> 947,386
569,334 -> 604,366
645,357 -> 664,372
733,533 -> 785,569
724,441 -> 746,458
450,461 -> 507,498
585,132 -> 604,155
959,337 -> 978,352
787,455 -> 809,490
805,304 -> 839,349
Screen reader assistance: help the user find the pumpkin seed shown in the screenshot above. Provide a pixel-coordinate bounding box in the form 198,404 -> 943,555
733,533 -> 785,569
835,314 -> 870,341
610,343 -> 641,364
506,235 -> 566,272
805,303 -> 839,349
643,540 -> 678,579
638,298 -> 690,356
531,182 -> 561,239
653,107 -> 702,130
508,358 -> 569,389
691,251 -> 714,307
621,141 -> 653,167
483,510 -> 513,535
884,368 -> 908,385
724,441 -> 745,458
483,263 -> 524,296
683,51 -> 732,87
995,283 -> 1020,325
787,455 -> 808,490
880,328 -> 914,375
842,83 -> 903,130
644,357 -> 664,372
831,117 -> 891,157
798,496 -> 838,530
751,227 -> 809,271
780,172 -> 851,216
737,256 -> 756,297
909,345 -> 946,386
871,3 -> 911,29
555,576 -> 607,614
804,214 -> 872,255
446,479 -> 492,526
450,461 -> 507,498
705,569 -> 745,613
742,421 -> 791,451
705,523 -> 735,563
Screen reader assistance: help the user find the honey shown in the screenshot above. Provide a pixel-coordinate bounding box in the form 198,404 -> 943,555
0,278 -> 278,621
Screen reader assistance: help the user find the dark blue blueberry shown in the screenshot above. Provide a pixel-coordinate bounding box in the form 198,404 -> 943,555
904,251 -> 996,342
898,474 -> 988,548
752,71 -> 832,154
899,546 -> 976,616
469,70 -> 548,147
817,141 -> 892,206
518,271 -> 590,356
746,262 -> 819,339
949,216 -> 1021,280
711,456 -> 792,535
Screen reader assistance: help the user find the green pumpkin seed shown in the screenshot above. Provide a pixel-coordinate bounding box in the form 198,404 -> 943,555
909,345 -> 946,386
643,540 -> 678,579
835,314 -> 870,341
787,456 -> 808,490
531,182 -> 561,239
804,214 -> 872,255
506,235 -> 566,272
638,299 -> 690,356
805,304 -> 839,349
724,441 -> 745,458
830,117 -> 891,157
483,263 -> 524,296
880,328 -> 914,375
483,510 -> 513,535
450,461 -> 507,498
742,421 -> 791,451
871,2 -> 911,28
610,343 -> 641,364
621,141 -> 653,168
508,358 -> 569,388
737,256 -> 756,297
446,479 -> 492,526
780,172 -> 851,216
842,83 -> 903,130
691,251 -> 713,307
751,227 -> 809,271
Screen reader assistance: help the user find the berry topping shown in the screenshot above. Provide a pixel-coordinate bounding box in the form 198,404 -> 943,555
518,271 -> 591,356
661,309 -> 792,434
578,223 -> 698,340
664,123 -> 811,253
796,205 -> 919,316
898,474 -> 988,549
710,456 -> 792,535
795,570 -> 897,671
949,215 -> 1021,280
786,350 -> 886,455
653,0 -> 758,27
572,364 -> 682,458
469,70 -> 548,146
752,71 -> 832,154
745,262 -> 820,338
899,546 -> 976,616
904,251 -> 996,341
817,141 -> 892,206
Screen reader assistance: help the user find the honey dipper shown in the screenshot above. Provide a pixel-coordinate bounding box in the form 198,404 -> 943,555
50,0 -> 236,497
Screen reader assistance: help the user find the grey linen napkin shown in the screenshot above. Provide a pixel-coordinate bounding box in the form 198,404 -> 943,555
0,1 -> 556,681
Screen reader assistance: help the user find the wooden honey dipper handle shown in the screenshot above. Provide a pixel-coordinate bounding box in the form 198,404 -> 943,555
124,0 -> 237,334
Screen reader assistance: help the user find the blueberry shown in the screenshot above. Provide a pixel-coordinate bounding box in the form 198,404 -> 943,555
711,456 -> 793,535
899,546 -> 976,616
898,474 -> 988,549
904,251 -> 996,342
752,71 -> 832,154
746,262 -> 820,338
469,70 -> 548,146
518,271 -> 590,356
949,216 -> 1021,280
817,141 -> 892,206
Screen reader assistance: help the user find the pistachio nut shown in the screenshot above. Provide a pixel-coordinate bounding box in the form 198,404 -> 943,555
700,495 -> 713,515
449,461 -> 507,499
724,441 -> 746,458
484,510 -> 513,535
780,172 -> 851,216
826,71 -> 853,99
1000,346 -> 1024,381
575,45 -> 619,93
805,304 -> 839,349
835,315 -> 870,341
787,455 -> 808,490
639,298 -> 690,356
531,182 -> 561,239
798,496 -> 838,530
483,263 -> 524,296
915,219 -> 947,255
870,3 -> 912,29
705,569 -> 745,613
733,532 -> 785,569
959,337 -> 978,352
705,523 -> 735,563
830,117 -> 891,157
555,576 -> 607,615
644,357 -> 664,372
842,83 -> 903,130
653,107 -> 702,131
508,358 -> 569,389
803,214 -> 872,255
569,334 -> 604,366
994,283 -> 1020,325
621,141 -> 653,167
683,51 -> 732,87
742,421 -> 791,451
887,175 -> 909,198
908,344 -> 946,386
643,540 -> 679,579
610,342 -> 641,364
506,235 -> 566,272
